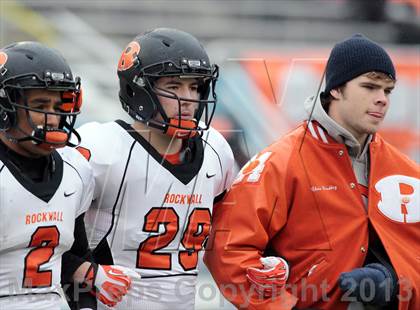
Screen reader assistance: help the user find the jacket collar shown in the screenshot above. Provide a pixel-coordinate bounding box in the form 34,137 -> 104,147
304,96 -> 372,158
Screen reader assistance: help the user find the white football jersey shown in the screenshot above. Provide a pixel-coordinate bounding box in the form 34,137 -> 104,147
78,120 -> 234,310
0,147 -> 94,310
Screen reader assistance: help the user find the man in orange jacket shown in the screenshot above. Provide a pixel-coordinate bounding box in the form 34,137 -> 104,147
204,34 -> 419,309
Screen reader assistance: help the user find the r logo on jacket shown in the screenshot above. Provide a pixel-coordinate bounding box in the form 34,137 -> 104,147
375,175 -> 419,223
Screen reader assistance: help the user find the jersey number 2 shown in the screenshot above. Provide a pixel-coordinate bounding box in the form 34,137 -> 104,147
137,208 -> 211,271
23,226 -> 60,288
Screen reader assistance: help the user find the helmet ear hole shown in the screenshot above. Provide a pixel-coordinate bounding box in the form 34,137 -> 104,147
0,110 -> 11,130
0,90 -> 15,130
126,84 -> 134,98
0,101 -> 14,131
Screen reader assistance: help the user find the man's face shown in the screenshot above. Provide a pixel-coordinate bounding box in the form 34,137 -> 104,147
10,89 -> 62,157
328,73 -> 395,142
153,76 -> 200,122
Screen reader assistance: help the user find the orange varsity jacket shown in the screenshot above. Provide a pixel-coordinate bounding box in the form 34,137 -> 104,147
204,121 -> 419,310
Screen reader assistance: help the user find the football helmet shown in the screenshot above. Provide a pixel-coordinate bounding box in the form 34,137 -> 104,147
117,28 -> 218,138
0,41 -> 82,149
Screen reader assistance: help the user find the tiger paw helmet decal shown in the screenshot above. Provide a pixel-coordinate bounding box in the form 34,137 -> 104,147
118,41 -> 140,71
0,51 -> 8,75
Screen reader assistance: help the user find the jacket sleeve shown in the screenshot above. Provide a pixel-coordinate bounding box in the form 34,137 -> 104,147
204,151 -> 297,309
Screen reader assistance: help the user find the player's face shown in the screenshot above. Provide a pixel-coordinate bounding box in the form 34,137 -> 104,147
14,89 -> 62,157
328,73 -> 395,144
154,77 -> 200,122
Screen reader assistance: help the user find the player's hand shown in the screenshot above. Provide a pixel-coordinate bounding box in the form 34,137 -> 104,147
339,263 -> 397,306
246,256 -> 289,297
86,264 -> 140,307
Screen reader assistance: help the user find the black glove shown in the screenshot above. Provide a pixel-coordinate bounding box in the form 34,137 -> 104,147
339,263 -> 398,306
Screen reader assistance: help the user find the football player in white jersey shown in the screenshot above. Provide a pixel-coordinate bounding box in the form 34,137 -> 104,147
78,28 -> 235,309
0,42 -> 136,310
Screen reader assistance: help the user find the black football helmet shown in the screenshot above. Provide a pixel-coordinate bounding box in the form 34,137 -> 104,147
117,28 -> 219,138
0,41 -> 82,149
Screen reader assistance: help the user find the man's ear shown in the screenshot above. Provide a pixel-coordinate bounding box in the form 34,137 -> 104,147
330,89 -> 340,100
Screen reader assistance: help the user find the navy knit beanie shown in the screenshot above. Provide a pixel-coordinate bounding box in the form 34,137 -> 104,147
324,34 -> 395,95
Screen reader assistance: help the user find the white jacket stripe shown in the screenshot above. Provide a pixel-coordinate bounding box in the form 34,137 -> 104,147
308,121 -> 318,140
316,125 -> 329,144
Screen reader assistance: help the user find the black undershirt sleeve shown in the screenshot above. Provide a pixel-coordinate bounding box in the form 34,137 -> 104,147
62,213 -> 97,310
61,213 -> 92,284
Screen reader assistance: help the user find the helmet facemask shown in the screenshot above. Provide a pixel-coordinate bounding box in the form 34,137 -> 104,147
128,60 -> 218,139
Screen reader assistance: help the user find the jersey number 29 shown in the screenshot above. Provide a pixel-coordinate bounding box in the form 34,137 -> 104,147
137,207 -> 211,271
